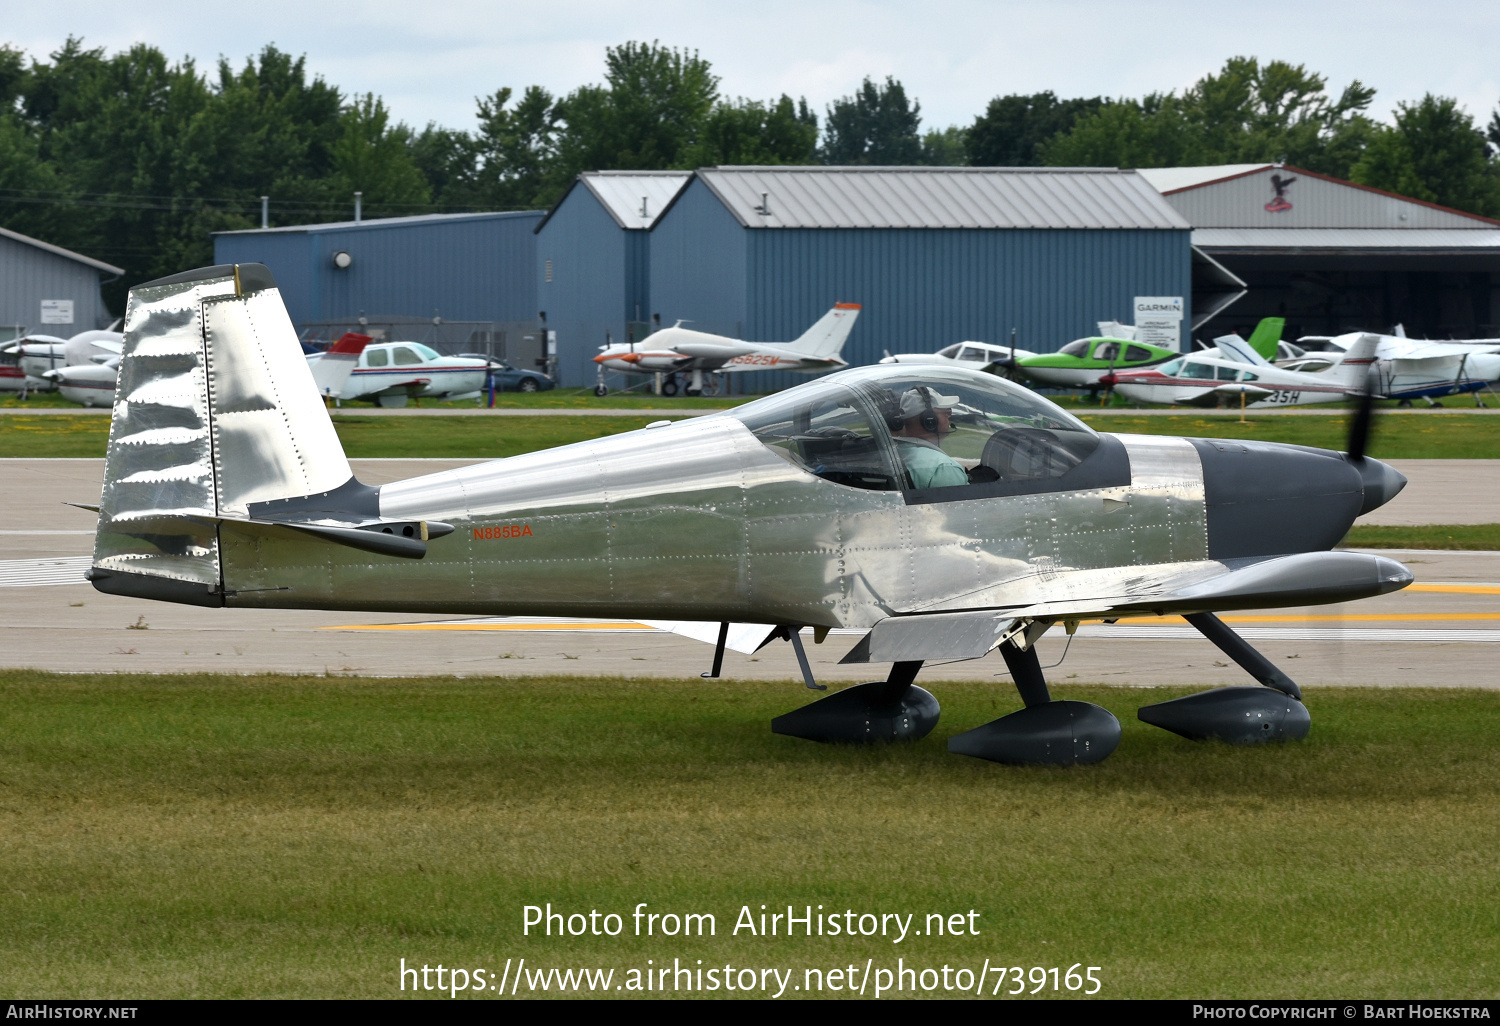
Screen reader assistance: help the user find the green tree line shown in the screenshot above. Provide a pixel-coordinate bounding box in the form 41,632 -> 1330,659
2,39 -> 1497,310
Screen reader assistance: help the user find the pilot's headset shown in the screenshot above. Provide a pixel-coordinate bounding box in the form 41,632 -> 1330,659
894,386 -> 942,433
915,387 -> 942,433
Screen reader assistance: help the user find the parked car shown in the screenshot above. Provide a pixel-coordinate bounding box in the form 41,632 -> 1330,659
459,355 -> 555,393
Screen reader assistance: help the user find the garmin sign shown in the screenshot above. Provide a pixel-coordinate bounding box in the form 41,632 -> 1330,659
1133,296 -> 1183,350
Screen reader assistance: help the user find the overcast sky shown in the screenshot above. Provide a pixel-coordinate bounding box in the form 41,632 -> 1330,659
7,1 -> 1498,137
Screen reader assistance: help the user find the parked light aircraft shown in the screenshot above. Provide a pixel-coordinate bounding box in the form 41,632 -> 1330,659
1106,334 -> 1380,408
19,329 -> 369,408
878,338 -> 1039,374
592,304 -> 859,397
82,264 -> 1412,766
34,330 -> 126,405
1013,337 -> 1180,391
3,335 -> 66,391
4,330 -> 123,394
1284,332 -> 1500,405
340,341 -> 491,407
0,334 -> 67,392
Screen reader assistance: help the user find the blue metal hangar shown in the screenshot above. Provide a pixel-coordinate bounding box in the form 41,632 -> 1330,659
532,171 -> 691,386
0,225 -> 122,342
213,211 -> 543,360
640,167 -> 1193,391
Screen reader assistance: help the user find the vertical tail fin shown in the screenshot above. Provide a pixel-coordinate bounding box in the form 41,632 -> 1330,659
790,303 -> 861,359
308,331 -> 371,398
1331,334 -> 1381,391
1245,317 -> 1285,360
90,264 -> 355,604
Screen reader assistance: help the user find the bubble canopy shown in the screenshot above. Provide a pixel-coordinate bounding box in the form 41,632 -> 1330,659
722,365 -> 1127,502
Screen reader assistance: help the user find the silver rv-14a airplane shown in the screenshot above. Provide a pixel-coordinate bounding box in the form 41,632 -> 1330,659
83,265 -> 1413,766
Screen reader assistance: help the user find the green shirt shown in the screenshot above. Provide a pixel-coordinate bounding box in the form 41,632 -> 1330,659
894,437 -> 969,489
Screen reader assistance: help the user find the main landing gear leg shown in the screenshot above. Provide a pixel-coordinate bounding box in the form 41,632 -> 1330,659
1137,612 -> 1311,744
947,638 -> 1121,766
771,658 -> 940,744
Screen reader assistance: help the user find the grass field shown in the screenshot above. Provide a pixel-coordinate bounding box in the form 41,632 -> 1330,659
329,415 -> 667,458
1343,524 -> 1500,549
0,388 -> 755,412
7,409 -> 1500,460
0,413 -> 671,460
0,670 -> 1496,999
1076,412 -> 1500,458
0,391 -> 76,409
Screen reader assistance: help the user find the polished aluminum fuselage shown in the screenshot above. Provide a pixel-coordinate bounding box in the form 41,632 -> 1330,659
221,415 -> 1210,627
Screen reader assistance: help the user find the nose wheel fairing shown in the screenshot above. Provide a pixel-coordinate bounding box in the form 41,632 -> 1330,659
1139,687 -> 1310,744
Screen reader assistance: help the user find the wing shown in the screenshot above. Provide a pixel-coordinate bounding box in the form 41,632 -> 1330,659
364,378 -> 431,398
1206,383 -> 1274,400
840,551 -> 1411,663
1170,387 -> 1223,405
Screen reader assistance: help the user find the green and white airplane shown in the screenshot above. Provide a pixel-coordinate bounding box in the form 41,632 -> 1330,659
1013,318 -> 1286,392
1013,337 -> 1180,391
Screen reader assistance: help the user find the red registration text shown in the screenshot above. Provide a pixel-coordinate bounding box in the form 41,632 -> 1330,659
474,524 -> 533,540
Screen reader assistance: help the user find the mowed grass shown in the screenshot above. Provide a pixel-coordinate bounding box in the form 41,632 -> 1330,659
0,391 -> 77,408
328,414 -> 668,458
1,670 -> 1497,999
10,410 -> 1500,460
1343,524 -> 1500,549
1077,412 -> 1500,458
436,387 -> 756,410
0,414 -> 671,460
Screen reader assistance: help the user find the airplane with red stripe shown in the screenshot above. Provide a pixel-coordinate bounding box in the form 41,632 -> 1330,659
1104,333 -> 1380,408
593,303 -> 860,396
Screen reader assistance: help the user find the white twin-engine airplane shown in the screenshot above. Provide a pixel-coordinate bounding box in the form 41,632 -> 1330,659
593,303 -> 860,396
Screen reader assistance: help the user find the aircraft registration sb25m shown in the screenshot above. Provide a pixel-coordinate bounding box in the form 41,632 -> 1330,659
85,264 -> 1412,766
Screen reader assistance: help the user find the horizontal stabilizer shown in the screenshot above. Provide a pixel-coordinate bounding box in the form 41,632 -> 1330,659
1214,334 -> 1272,367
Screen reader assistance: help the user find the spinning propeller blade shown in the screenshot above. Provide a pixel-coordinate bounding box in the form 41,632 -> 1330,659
1346,372 -> 1376,463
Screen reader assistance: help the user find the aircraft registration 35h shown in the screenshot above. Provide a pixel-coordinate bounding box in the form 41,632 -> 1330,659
84,264 -> 1412,766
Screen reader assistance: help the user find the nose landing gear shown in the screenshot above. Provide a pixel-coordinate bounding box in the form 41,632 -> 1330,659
1136,612 -> 1310,744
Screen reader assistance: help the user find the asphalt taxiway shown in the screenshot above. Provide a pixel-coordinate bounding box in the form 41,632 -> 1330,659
3,458 -> 1498,688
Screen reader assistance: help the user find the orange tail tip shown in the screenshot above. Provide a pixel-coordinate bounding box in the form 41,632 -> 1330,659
835,302 -> 862,310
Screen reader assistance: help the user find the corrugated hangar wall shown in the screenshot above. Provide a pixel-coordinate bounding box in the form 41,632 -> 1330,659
0,231 -> 118,335
214,212 -> 541,348
648,176 -> 1193,392
536,190 -> 633,387
533,172 -> 684,387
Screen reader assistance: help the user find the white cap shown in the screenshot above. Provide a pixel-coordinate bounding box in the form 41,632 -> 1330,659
899,385 -> 960,419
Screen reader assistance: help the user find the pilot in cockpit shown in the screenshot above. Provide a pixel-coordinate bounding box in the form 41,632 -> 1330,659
890,386 -> 969,489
